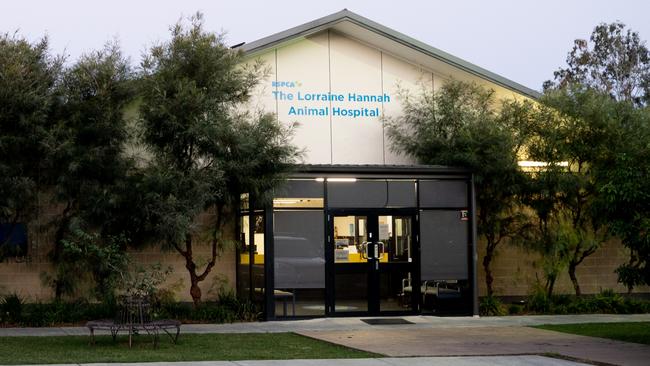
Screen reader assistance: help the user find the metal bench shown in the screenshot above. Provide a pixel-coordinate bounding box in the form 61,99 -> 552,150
86,296 -> 181,348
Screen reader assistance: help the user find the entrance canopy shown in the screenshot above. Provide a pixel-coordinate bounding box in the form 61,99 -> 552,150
237,164 -> 478,319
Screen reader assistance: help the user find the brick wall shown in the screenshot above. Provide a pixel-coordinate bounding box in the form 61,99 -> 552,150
477,238 -> 650,297
2,211 -> 649,301
0,203 -> 237,303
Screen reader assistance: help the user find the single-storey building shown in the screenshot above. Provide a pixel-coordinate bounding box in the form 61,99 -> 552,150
234,9 -> 537,319
2,10 -> 640,320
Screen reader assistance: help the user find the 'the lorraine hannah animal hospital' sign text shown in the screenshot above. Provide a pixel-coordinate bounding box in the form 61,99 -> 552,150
272,81 -> 391,118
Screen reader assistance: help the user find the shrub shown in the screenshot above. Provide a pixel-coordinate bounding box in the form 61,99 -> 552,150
522,288 -> 650,315
154,296 -> 260,323
1,295 -> 258,327
624,298 -> 650,313
507,304 -> 523,315
479,295 -> 504,316
1,293 -> 23,324
526,284 -> 552,313
18,300 -> 118,327
119,263 -> 173,300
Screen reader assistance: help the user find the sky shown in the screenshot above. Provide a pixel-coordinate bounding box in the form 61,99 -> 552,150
2,0 -> 650,92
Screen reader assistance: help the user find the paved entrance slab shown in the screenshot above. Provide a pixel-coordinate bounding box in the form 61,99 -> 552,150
298,326 -> 650,366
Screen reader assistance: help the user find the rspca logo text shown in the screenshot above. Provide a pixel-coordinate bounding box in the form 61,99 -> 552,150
272,81 -> 302,88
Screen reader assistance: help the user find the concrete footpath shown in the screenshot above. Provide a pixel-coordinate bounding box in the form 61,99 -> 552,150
11,356 -> 594,366
1,313 -> 649,337
2,314 -> 650,365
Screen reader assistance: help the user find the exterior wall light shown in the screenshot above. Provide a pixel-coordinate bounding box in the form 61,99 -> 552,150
518,161 -> 569,167
326,178 -> 357,182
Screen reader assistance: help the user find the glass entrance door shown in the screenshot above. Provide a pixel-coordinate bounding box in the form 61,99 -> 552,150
330,212 -> 416,315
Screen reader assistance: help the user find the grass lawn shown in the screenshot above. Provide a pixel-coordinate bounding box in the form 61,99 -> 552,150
0,332 -> 378,365
535,322 -> 650,345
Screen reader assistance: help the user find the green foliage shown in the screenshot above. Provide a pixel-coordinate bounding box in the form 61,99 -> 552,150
0,33 -> 61,258
539,87 -> 650,291
536,322 -> 650,346
520,213 -> 575,297
545,22 -> 650,106
119,263 -> 173,300
0,333 -> 377,364
155,297 -> 260,323
137,13 -> 298,305
43,42 -> 136,299
540,23 -> 650,291
526,282 -> 553,313
524,287 -> 650,315
512,87 -> 626,296
0,296 -> 258,326
42,228 -> 129,301
18,300 -> 118,327
0,31 -> 137,296
0,293 -> 24,324
479,295 -> 505,316
592,106 -> 650,290
387,80 -> 527,296
388,81 -> 502,165
507,303 -> 523,315
49,42 -> 135,221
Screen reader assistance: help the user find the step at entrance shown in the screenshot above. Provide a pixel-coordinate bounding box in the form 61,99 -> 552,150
361,318 -> 414,325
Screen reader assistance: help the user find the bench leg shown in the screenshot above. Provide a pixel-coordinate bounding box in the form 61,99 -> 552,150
89,328 -> 95,345
153,329 -> 159,349
160,327 -> 180,344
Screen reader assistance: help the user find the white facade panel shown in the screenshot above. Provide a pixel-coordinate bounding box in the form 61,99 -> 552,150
245,29 -> 530,166
329,32 -> 384,165
381,53 -> 431,165
276,33 -> 332,164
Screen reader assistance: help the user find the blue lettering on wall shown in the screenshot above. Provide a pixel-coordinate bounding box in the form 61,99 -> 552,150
272,81 -> 391,119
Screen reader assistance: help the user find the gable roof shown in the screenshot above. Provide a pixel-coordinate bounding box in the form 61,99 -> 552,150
238,9 -> 541,99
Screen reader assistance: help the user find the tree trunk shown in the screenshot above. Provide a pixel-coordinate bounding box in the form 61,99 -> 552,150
568,261 -> 581,296
483,243 -> 495,297
177,234 -> 203,307
52,204 -> 72,301
175,209 -> 225,308
546,276 -> 556,299
189,275 -> 202,306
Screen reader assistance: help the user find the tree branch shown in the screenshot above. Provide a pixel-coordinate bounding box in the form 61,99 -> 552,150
196,205 -> 224,281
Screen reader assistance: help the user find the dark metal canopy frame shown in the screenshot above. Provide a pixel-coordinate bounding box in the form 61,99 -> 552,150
236,164 -> 478,320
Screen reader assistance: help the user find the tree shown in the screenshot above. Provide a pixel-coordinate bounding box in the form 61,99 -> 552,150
46,43 -> 136,299
0,33 -> 61,258
592,100 -> 650,291
545,22 -> 650,106
545,21 -> 650,292
387,80 -> 527,297
539,88 -> 620,296
138,14 -> 298,306
511,87 -> 620,297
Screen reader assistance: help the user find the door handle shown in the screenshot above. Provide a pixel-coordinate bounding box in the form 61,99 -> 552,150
375,242 -> 384,260
362,241 -> 370,260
